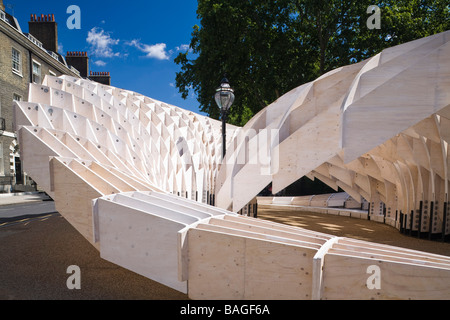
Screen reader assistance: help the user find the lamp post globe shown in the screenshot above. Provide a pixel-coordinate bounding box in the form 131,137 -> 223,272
215,76 -> 235,113
215,75 -> 234,159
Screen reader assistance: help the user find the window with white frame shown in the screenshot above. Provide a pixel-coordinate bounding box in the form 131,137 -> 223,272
32,60 -> 41,84
12,48 -> 22,74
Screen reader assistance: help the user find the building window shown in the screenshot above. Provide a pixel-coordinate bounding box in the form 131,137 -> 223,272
32,61 -> 41,84
12,48 -> 22,75
0,142 -> 4,176
13,94 -> 22,101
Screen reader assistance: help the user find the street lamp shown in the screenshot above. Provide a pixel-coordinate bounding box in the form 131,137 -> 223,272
215,75 -> 235,159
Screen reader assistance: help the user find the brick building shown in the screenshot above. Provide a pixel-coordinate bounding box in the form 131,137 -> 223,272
0,0 -> 110,192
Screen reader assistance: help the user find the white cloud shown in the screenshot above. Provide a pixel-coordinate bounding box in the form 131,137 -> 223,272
86,27 -> 120,58
94,60 -> 107,66
144,43 -> 170,60
125,39 -> 140,48
126,39 -> 170,60
176,44 -> 191,52
124,40 -> 193,61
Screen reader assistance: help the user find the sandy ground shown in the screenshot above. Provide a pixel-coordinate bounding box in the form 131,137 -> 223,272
0,205 -> 449,300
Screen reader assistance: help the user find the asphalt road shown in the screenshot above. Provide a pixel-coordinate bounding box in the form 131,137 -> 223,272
0,205 -> 189,300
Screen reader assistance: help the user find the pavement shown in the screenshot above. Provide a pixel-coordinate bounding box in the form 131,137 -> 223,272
0,191 -> 54,212
0,191 -> 52,207
0,192 -> 57,226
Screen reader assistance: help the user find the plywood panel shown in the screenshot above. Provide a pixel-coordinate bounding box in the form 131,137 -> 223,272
244,238 -> 315,299
50,157 -> 103,248
322,253 -> 450,300
187,228 -> 246,299
18,127 -> 58,195
187,228 -> 318,300
207,217 -> 327,246
97,197 -> 188,293
224,215 -> 334,240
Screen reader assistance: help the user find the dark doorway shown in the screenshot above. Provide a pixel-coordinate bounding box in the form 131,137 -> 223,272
14,156 -> 22,184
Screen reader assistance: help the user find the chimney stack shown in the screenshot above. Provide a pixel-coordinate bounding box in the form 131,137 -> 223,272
28,13 -> 58,53
89,70 -> 111,86
65,51 -> 89,78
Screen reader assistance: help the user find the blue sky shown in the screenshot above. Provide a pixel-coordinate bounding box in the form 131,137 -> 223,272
6,0 -> 203,114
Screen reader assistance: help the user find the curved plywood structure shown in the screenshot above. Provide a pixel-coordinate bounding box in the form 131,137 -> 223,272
13,31 -> 450,299
216,30 -> 450,240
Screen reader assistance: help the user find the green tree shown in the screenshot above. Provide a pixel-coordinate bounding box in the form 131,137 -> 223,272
175,0 -> 312,126
175,0 -> 449,126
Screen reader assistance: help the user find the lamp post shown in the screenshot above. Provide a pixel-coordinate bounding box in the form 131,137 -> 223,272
215,75 -> 235,159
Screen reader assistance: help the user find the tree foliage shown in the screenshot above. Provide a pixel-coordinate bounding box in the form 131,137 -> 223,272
175,0 -> 449,126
